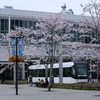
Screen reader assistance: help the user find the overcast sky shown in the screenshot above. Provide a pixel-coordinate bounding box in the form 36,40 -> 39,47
0,0 -> 99,16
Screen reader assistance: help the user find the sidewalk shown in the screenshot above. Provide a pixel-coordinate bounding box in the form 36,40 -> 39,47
0,84 -> 100,100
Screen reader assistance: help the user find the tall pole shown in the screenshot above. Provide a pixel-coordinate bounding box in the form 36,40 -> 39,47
59,41 -> 63,84
15,38 -> 18,95
9,32 -> 24,95
59,31 -> 63,84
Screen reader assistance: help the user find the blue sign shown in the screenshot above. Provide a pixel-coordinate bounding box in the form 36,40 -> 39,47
46,49 -> 53,54
18,39 -> 23,56
11,39 -> 23,56
49,49 -> 53,53
11,39 -> 15,56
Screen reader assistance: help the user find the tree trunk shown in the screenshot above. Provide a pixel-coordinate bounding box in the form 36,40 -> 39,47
48,64 -> 53,91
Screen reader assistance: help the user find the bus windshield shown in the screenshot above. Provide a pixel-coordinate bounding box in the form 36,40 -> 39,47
76,67 -> 87,76
74,63 -> 88,77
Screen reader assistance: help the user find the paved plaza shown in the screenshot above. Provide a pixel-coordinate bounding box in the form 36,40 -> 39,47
0,84 -> 100,100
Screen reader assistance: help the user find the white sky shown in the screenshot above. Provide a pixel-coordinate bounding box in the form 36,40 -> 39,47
0,0 -> 100,16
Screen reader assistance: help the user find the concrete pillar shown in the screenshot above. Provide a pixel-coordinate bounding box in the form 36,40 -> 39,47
59,41 -> 63,84
14,65 -> 16,82
22,63 -> 25,79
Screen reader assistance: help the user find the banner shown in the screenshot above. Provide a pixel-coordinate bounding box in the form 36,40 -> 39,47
18,39 -> 23,56
11,39 -> 23,56
11,39 -> 15,56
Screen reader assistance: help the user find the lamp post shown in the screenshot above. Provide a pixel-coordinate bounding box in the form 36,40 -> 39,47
9,33 -> 24,95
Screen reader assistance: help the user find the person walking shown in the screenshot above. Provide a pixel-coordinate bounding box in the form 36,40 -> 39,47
89,74 -> 92,82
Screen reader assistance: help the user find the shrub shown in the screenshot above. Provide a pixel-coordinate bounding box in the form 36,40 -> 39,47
8,56 -> 26,62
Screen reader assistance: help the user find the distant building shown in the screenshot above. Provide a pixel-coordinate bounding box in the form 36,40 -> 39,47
0,6 -> 90,44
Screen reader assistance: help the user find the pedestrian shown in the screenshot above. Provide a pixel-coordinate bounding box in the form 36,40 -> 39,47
41,78 -> 49,88
89,74 -> 92,82
40,79 -> 44,84
35,79 -> 40,87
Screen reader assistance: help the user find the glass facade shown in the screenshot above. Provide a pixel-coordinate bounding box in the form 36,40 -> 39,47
0,19 -> 9,33
10,19 -> 37,30
0,17 -> 91,44
0,18 -> 37,34
0,18 -> 37,45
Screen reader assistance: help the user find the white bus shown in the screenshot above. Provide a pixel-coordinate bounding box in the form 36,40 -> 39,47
28,62 -> 88,83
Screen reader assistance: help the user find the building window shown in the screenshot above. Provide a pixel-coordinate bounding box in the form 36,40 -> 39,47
1,19 -> 4,30
5,19 -> 8,30
15,20 -> 19,27
29,21 -> 32,28
20,20 -> 23,27
25,21 -> 29,28
11,20 -> 15,30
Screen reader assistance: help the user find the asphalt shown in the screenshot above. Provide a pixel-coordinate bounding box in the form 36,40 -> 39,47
0,84 -> 100,100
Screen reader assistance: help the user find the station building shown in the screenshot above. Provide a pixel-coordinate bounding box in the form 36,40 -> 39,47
0,5 -> 92,81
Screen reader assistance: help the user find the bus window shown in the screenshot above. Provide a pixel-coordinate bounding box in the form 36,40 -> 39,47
32,70 -> 39,77
63,68 -> 71,77
29,70 -> 33,76
38,69 -> 45,77
71,67 -> 76,77
74,63 -> 88,78
32,70 -> 36,77
53,68 -> 59,77
76,64 -> 84,67
76,68 -> 87,76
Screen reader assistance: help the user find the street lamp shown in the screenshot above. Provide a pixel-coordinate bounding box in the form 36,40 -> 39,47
9,33 -> 24,95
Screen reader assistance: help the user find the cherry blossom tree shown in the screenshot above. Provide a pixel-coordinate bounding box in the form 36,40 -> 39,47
80,0 -> 100,78
80,0 -> 100,43
62,0 -> 100,79
29,13 -> 74,91
1,5 -> 100,87
63,41 -> 100,80
0,13 -> 74,91
0,27 -> 36,77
